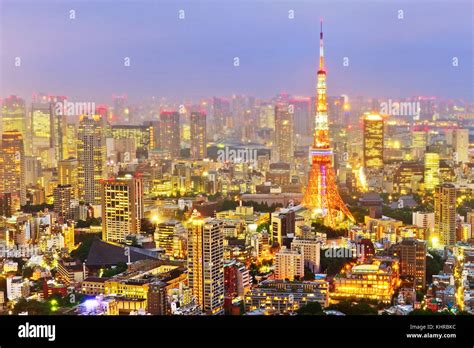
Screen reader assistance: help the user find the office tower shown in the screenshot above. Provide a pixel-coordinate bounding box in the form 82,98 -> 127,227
159,111 -> 180,158
412,130 -> 427,160
363,113 -> 384,171
1,96 -> 27,142
275,246 -> 304,281
155,220 -> 186,256
24,156 -> 41,186
453,128 -> 469,164
113,95 -> 127,123
271,208 -> 295,247
110,124 -> 151,156
291,236 -> 322,273
58,158 -> 79,196
424,152 -> 440,191
190,111 -> 207,159
290,97 -> 311,137
0,131 -> 26,209
274,102 -> 294,163
399,238 -> 427,289
212,97 -> 231,135
434,183 -> 456,246
188,217 -> 224,315
30,101 -> 55,165
302,22 -> 355,227
144,120 -> 160,150
418,97 -> 435,121
258,103 -> 274,129
77,115 -> 106,205
53,184 -> 74,222
101,174 -> 143,243
63,123 -> 77,159
327,96 -> 345,126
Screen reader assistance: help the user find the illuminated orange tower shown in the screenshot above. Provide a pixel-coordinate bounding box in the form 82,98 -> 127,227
302,21 -> 355,227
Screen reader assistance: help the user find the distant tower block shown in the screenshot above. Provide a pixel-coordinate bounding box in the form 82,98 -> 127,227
302,21 -> 355,228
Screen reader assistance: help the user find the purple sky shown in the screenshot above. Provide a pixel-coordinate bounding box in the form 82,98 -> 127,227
0,0 -> 472,103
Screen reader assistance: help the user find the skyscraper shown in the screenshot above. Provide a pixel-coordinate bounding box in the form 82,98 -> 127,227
434,183 -> 456,246
190,111 -> 207,159
424,152 -> 440,191
1,96 -> 28,154
101,174 -> 143,243
0,131 -> 26,209
327,96 -> 345,126
290,97 -> 311,137
1,96 -> 26,134
212,97 -> 230,136
363,113 -> 384,171
159,111 -> 180,158
302,21 -> 354,227
452,128 -> 469,164
53,184 -> 74,222
274,102 -> 294,163
31,101 -> 54,165
188,216 -> 224,315
77,115 -> 106,205
58,158 -> 79,197
399,238 -> 427,290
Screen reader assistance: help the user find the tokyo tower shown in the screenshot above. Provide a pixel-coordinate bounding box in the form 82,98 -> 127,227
302,21 -> 355,228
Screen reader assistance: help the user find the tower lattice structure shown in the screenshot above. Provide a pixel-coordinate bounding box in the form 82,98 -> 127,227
302,21 -> 355,228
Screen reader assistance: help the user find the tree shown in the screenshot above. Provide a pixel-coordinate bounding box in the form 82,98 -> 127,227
326,299 -> 378,315
101,262 -> 128,278
426,251 -> 444,284
13,299 -> 50,315
303,266 -> 315,281
297,302 -> 325,315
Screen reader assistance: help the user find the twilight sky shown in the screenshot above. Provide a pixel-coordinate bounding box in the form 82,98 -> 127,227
0,0 -> 472,103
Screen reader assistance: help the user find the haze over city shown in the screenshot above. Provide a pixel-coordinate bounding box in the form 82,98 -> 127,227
1,0 -> 472,102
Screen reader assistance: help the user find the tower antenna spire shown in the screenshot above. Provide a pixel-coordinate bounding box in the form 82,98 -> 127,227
319,19 -> 324,70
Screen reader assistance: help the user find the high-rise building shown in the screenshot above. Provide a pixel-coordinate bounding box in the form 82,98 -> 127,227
290,97 -> 311,137
274,103 -> 294,163
58,158 -> 78,196
291,236 -> 322,273
188,217 -> 224,315
0,131 -> 26,209
190,111 -> 207,159
1,96 -> 27,147
271,208 -> 295,247
399,238 -> 427,289
424,152 -> 440,191
275,246 -> 304,281
213,97 -> 231,135
159,111 -> 180,158
327,96 -> 345,126
363,113 -> 384,171
453,128 -> 469,164
155,220 -> 186,256
101,174 -> 143,243
53,184 -> 74,222
434,183 -> 456,246
30,102 -> 55,165
77,115 -> 106,205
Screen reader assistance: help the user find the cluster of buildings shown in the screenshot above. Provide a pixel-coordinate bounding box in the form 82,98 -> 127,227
0,29 -> 473,316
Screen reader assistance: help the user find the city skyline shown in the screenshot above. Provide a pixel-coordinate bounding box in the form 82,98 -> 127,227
0,0 -> 472,103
